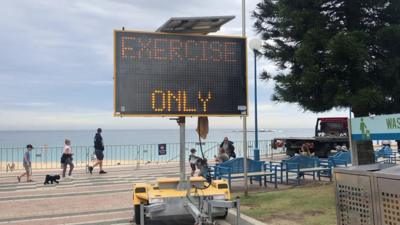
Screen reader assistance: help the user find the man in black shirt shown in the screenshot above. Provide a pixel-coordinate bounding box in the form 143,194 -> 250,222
88,128 -> 107,174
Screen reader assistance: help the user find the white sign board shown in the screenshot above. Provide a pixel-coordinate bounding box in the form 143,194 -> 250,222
351,113 -> 400,140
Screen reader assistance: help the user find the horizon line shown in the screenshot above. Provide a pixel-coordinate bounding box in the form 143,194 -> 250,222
0,127 -> 314,132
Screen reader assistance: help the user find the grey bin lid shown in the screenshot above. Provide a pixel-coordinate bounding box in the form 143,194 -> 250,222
334,163 -> 396,175
374,165 -> 400,178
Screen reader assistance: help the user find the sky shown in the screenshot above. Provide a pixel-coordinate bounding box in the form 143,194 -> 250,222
0,0 -> 349,130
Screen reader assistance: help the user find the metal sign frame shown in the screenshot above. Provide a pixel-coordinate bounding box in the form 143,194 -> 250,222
113,29 -> 248,117
351,113 -> 400,141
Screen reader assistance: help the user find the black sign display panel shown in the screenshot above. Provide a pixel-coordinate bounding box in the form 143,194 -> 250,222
114,30 -> 247,116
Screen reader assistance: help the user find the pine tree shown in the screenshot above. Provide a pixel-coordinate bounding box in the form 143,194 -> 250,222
253,0 -> 400,117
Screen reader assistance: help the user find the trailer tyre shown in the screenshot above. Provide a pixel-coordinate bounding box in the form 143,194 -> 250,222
315,144 -> 330,158
215,208 -> 228,219
134,205 -> 143,225
286,147 -> 296,157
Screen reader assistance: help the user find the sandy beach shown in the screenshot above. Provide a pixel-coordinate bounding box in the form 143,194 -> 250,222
0,159 -> 176,172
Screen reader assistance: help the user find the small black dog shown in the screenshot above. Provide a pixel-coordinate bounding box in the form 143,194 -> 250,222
44,174 -> 60,185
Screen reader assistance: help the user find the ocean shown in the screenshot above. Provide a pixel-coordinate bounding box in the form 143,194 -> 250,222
0,128 -> 314,170
0,128 -> 314,147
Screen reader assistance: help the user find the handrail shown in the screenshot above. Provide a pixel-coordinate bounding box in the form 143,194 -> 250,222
166,142 -> 220,163
0,140 -> 284,171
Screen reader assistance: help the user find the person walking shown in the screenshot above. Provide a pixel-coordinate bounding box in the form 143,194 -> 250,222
17,144 -> 33,183
88,128 -> 106,174
220,137 -> 236,159
189,148 -> 200,176
61,139 -> 74,180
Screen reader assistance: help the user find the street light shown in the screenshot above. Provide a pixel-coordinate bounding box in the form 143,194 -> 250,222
249,38 -> 262,161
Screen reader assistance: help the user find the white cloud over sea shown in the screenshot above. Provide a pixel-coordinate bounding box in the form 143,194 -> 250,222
0,0 -> 349,130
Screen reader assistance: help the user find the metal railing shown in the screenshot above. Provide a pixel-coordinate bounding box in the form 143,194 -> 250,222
0,146 -> 90,171
0,140 -> 285,171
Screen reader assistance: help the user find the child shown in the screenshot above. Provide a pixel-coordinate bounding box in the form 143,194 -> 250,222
61,139 -> 74,180
189,148 -> 200,176
17,144 -> 33,182
214,148 -> 229,163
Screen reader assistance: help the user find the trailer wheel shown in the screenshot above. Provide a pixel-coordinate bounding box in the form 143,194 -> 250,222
134,205 -> 144,225
286,146 -> 296,157
215,208 -> 228,219
315,144 -> 330,158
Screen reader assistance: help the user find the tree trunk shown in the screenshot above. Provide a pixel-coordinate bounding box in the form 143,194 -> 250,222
351,140 -> 375,165
351,112 -> 375,165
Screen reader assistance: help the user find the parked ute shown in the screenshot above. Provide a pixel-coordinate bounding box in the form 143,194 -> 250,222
272,117 -> 349,158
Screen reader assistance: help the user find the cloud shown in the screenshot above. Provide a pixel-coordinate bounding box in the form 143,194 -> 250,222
69,80 -> 113,86
0,103 -> 350,130
90,80 -> 114,86
6,102 -> 55,107
71,2 -> 111,17
0,0 -> 349,130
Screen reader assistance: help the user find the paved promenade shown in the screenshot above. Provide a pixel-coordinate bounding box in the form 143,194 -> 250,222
0,155 -> 289,225
0,163 -> 193,225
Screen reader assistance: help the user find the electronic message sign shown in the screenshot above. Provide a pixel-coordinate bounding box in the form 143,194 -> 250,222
114,30 -> 247,116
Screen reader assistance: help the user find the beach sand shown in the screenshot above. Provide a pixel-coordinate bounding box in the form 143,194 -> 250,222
0,159 -> 176,172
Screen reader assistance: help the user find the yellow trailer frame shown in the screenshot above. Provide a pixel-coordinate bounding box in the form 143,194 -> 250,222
133,177 -> 231,224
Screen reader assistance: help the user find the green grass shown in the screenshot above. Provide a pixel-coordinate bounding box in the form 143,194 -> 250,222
238,183 -> 337,225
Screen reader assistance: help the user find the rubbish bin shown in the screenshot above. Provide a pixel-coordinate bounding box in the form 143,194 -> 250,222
373,166 -> 400,225
334,164 -> 398,225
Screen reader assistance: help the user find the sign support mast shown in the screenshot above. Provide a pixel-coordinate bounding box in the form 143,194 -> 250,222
242,0 -> 249,197
178,117 -> 186,188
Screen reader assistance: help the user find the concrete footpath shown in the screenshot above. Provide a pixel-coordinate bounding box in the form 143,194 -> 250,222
0,162 -> 271,225
0,163 -> 181,225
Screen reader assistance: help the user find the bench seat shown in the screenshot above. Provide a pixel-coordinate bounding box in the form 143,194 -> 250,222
283,155 -> 332,185
227,171 -> 276,178
214,158 -> 278,190
298,167 -> 330,172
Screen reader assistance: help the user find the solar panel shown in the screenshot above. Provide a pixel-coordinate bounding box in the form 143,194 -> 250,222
156,16 -> 235,34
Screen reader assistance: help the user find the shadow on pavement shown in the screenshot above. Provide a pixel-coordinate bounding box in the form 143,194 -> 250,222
146,216 -> 195,225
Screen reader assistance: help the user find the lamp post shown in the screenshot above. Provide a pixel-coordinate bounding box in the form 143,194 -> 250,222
242,0 -> 248,197
249,38 -> 262,161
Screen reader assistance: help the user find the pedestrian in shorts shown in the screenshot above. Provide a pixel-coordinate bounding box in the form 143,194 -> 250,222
17,144 -> 33,182
88,128 -> 107,174
61,139 -> 74,179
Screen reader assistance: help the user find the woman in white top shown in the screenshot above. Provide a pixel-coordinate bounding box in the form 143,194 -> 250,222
61,139 -> 74,179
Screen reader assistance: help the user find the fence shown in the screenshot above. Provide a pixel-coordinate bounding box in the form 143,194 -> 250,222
0,140 -> 285,171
